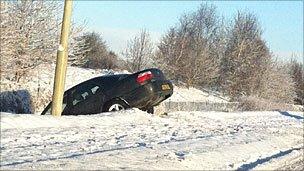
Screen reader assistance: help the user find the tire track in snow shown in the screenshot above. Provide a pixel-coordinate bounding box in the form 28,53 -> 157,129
0,142 -> 150,167
1,111 -> 302,169
237,146 -> 304,170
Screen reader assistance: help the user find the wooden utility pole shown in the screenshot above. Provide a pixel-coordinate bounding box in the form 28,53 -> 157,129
51,0 -> 73,117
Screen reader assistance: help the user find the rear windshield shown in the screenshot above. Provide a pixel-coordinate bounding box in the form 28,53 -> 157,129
151,69 -> 165,79
95,74 -> 129,90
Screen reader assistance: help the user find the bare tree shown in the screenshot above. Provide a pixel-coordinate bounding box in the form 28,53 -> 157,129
155,3 -> 221,88
258,59 -> 296,103
105,51 -> 118,69
288,58 -> 304,104
221,11 -> 296,103
221,11 -> 271,98
122,29 -> 154,72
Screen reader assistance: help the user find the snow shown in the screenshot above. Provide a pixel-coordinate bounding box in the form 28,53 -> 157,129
1,64 -> 303,169
1,110 -> 303,170
168,86 -> 229,103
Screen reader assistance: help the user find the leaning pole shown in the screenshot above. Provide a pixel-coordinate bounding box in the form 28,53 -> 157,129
51,0 -> 73,117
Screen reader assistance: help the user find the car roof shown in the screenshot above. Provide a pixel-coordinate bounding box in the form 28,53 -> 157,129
92,74 -> 130,82
64,74 -> 129,92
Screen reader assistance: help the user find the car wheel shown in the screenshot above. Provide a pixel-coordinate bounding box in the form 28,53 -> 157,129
146,107 -> 154,114
103,100 -> 128,112
139,107 -> 154,114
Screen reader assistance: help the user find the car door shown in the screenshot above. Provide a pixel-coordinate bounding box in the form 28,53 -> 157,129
41,94 -> 69,115
68,83 -> 104,115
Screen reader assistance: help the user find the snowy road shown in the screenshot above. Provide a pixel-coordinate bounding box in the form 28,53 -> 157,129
277,157 -> 303,170
1,110 -> 303,170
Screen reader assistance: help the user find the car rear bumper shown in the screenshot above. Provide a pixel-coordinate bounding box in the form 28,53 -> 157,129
124,80 -> 173,109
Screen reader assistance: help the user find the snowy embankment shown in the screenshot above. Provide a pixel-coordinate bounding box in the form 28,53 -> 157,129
1,64 -> 303,169
1,63 -> 231,113
168,86 -> 228,103
1,110 -> 303,170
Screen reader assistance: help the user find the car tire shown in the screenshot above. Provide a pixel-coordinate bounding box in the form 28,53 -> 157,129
146,107 -> 154,114
103,100 -> 128,112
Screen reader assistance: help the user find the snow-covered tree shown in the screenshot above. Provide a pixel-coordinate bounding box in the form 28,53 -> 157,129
0,1 -> 62,82
70,32 -> 118,69
0,1 -> 84,82
69,34 -> 91,66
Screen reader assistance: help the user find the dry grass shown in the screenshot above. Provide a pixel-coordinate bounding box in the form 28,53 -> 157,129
238,96 -> 301,111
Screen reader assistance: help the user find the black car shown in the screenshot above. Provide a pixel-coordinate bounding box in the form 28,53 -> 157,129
41,68 -> 173,115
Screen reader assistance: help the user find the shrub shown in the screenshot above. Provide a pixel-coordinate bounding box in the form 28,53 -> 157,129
238,96 -> 297,111
0,90 -> 33,114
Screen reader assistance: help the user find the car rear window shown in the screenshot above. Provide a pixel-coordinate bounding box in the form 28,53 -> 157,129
97,74 -> 129,90
151,69 -> 165,79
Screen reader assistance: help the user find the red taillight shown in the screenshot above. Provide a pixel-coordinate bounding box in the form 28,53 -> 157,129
136,71 -> 153,84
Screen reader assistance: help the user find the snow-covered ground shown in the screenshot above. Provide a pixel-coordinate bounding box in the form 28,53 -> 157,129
168,86 -> 229,103
1,110 -> 303,170
1,64 -> 303,169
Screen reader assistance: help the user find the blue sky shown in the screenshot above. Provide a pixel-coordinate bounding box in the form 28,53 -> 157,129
73,1 -> 303,62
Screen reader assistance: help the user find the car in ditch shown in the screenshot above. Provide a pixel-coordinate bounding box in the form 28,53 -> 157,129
41,68 -> 173,115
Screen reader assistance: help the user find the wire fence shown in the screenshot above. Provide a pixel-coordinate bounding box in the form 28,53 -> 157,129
162,101 -> 240,112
